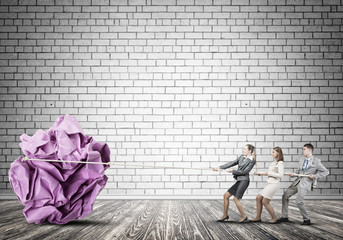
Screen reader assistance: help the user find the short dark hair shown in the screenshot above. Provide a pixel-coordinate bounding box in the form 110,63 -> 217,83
303,143 -> 314,152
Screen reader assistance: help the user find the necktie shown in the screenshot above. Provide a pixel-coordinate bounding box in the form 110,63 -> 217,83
302,159 -> 309,171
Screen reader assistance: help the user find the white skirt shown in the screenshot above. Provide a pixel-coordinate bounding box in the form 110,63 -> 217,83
259,182 -> 280,199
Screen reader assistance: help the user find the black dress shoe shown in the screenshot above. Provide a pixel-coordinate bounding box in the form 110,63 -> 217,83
301,219 -> 311,225
277,217 -> 289,223
216,216 -> 229,222
239,217 -> 249,223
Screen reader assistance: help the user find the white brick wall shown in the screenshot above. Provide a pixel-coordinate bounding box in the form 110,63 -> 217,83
0,0 -> 342,198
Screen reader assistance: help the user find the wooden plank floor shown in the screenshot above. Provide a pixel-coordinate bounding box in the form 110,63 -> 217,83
1,200 -> 343,240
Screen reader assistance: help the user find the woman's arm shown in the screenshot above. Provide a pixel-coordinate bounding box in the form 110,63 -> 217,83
232,159 -> 255,176
268,161 -> 284,179
218,156 -> 241,170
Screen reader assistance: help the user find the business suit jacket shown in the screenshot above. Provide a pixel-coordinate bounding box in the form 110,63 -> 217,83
267,160 -> 284,184
290,156 -> 329,191
220,155 -> 255,181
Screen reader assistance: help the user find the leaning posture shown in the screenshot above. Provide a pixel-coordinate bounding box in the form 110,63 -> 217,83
278,143 -> 329,225
213,144 -> 256,223
252,147 -> 284,224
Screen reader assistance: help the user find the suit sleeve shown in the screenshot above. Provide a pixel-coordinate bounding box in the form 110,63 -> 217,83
232,159 -> 255,176
219,156 -> 240,169
268,161 -> 284,179
314,159 -> 329,180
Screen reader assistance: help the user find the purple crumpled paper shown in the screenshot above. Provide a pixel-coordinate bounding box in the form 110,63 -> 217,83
9,114 -> 110,224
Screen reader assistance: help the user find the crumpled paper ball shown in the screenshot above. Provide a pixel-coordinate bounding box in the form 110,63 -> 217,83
9,114 -> 110,224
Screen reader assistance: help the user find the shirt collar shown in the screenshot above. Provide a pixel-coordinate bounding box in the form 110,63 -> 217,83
306,156 -> 313,161
246,155 -> 253,160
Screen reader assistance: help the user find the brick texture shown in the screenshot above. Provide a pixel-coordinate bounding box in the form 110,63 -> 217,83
0,0 -> 342,198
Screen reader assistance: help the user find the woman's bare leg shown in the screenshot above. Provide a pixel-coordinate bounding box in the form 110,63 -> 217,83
262,198 -> 277,222
252,194 -> 263,221
233,196 -> 247,222
220,192 -> 232,220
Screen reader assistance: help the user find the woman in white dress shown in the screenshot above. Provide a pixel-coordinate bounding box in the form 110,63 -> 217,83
252,147 -> 284,223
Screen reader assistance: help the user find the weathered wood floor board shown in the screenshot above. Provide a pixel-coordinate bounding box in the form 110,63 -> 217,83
1,200 -> 342,240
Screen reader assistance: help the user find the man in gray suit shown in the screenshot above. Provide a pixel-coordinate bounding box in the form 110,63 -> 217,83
278,143 -> 329,225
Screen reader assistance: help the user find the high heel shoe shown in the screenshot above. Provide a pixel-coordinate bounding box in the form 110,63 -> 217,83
251,219 -> 261,223
268,220 -> 278,224
216,216 -> 229,222
239,216 -> 249,223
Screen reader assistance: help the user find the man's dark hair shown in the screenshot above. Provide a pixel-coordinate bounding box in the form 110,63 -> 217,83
303,143 -> 314,152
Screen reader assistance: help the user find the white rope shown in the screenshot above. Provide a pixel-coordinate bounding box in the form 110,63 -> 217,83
284,173 -> 317,188
22,157 -> 315,185
21,156 -> 226,172
284,173 -> 311,177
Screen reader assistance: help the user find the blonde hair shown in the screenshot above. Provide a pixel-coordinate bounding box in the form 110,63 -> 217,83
246,144 -> 256,165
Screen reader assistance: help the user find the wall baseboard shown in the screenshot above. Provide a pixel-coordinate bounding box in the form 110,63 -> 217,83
1,194 -> 342,200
